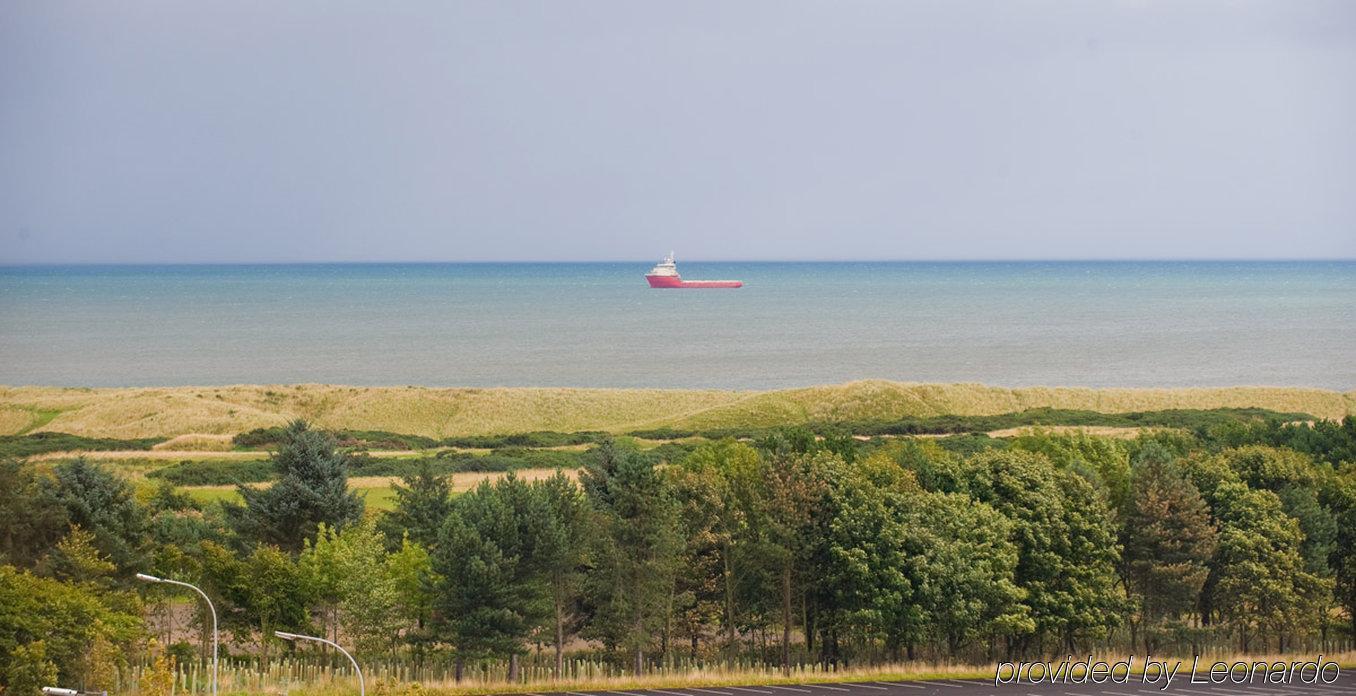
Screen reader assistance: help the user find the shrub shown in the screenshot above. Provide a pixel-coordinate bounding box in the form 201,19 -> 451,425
0,432 -> 162,459
147,459 -> 276,485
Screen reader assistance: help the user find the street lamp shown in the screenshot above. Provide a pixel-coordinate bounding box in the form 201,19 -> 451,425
136,573 -> 217,696
274,631 -> 364,696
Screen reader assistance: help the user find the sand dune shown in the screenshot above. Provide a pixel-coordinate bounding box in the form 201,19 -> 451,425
1,380 -> 1351,439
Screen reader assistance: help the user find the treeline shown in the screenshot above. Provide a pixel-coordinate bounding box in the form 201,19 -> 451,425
625,407 -> 1313,440
1,406 -> 1314,461
231,427 -> 611,451
145,446 -> 611,486
2,417 -> 1356,694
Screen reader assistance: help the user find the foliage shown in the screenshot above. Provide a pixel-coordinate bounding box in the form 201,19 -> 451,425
300,521 -> 402,655
38,526 -> 118,586
1010,429 -> 1132,514
138,640 -> 176,696
1329,468 -> 1356,643
387,535 -> 436,654
149,448 -> 592,487
441,431 -> 608,449
534,471 -> 592,674
0,565 -> 142,689
199,541 -> 308,661
1206,481 -> 1328,650
631,407 -> 1312,441
1205,416 -> 1356,464
3,640 -> 58,696
909,492 -> 1029,654
961,449 -> 1124,652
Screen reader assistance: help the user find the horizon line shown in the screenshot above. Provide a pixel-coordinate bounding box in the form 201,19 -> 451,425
2,257 -> 1354,267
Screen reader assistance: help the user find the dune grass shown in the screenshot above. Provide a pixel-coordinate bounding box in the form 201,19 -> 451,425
1,381 -> 1351,440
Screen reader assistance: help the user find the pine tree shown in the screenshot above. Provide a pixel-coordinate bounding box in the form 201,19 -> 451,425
0,458 -> 68,568
51,458 -> 150,572
1123,444 -> 1216,652
433,474 -> 550,681
227,420 -> 364,551
379,459 -> 453,550
580,441 -> 682,674
533,471 -> 592,676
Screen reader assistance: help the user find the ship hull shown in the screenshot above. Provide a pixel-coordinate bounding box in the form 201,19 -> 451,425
646,275 -> 742,288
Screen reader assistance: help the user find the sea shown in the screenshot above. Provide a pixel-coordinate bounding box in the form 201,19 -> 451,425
0,261 -> 1352,390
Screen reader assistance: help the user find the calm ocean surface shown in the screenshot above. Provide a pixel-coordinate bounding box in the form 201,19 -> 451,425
0,262 -> 1352,390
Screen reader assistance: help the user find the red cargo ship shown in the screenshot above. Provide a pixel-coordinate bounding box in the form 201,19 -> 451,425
645,253 -> 743,288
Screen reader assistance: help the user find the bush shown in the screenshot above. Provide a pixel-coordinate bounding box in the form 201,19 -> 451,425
440,431 -> 607,448
0,432 -> 162,459
147,459 -> 276,485
4,641 -> 58,696
232,427 -> 437,450
353,448 -> 593,477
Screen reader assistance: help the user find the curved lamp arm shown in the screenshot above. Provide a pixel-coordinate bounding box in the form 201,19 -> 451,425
137,574 -> 218,696
275,631 -> 364,696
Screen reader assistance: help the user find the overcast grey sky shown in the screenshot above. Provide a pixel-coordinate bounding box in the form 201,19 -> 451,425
1,1 -> 1353,263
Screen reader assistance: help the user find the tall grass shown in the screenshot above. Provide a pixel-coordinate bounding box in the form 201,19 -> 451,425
112,650 -> 1356,696
116,654 -> 992,696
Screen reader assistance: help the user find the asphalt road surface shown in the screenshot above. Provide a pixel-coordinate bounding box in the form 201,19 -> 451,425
523,673 -> 1355,696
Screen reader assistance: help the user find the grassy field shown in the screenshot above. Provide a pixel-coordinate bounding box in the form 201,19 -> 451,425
3,381 -> 1352,439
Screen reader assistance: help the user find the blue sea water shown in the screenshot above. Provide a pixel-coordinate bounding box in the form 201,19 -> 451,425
0,262 -> 1352,389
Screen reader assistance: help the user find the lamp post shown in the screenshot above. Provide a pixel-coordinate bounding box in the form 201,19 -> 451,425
274,631 -> 364,696
136,573 -> 217,696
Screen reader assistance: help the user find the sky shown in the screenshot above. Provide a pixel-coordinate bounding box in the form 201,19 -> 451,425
1,1 -> 1353,263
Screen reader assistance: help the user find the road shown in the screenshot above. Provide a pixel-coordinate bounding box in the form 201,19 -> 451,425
522,672 -> 1355,696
